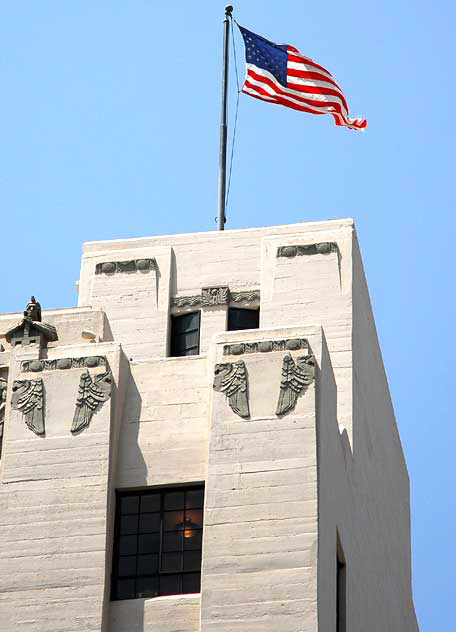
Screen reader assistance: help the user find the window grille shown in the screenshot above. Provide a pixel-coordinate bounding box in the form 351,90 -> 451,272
111,486 -> 204,600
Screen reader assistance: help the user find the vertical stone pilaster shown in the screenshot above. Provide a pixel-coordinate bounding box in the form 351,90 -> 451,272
201,328 -> 322,632
0,344 -> 125,632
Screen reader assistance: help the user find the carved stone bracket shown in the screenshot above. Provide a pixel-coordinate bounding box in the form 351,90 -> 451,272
21,356 -> 107,373
172,287 -> 260,308
11,378 -> 45,435
276,242 -> 337,258
223,338 -> 308,356
213,360 -> 250,419
95,258 -> 157,274
71,370 -> 113,434
276,354 -> 315,416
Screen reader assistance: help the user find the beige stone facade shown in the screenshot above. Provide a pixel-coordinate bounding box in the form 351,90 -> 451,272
0,219 -> 418,631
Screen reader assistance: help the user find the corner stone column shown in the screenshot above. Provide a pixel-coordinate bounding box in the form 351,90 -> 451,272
201,327 -> 322,632
0,343 -> 125,632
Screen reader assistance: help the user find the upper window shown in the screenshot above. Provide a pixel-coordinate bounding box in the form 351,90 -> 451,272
227,307 -> 260,331
111,486 -> 204,601
170,312 -> 201,357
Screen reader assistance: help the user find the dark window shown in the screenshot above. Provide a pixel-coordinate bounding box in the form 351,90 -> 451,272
336,540 -> 346,632
111,486 -> 204,601
227,307 -> 259,331
170,312 -> 201,357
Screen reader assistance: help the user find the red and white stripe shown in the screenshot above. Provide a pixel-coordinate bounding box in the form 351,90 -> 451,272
242,45 -> 367,130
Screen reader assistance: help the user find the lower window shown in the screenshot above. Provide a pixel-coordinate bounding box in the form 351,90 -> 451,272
111,485 -> 204,600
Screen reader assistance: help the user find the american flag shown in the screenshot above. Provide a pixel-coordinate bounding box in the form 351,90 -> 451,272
238,25 -> 367,131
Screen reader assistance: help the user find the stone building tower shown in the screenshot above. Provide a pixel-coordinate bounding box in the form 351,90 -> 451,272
0,219 -> 418,631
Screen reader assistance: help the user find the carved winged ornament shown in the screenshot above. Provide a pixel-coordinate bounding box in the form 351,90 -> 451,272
276,353 -> 315,416
11,379 -> 45,435
0,378 -> 7,455
0,378 -> 7,423
71,370 -> 112,433
213,361 -> 250,419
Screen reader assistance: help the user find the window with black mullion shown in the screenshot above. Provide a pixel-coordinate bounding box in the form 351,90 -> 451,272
170,312 -> 201,357
112,486 -> 204,601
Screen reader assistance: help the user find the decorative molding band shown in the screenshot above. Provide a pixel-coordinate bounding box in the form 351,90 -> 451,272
276,353 -> 315,416
95,258 -> 157,275
223,337 -> 308,357
276,242 -> 337,258
229,290 -> 261,303
21,355 -> 107,373
172,295 -> 202,308
11,379 -> 45,435
172,287 -> 260,308
213,360 -> 250,419
71,369 -> 112,434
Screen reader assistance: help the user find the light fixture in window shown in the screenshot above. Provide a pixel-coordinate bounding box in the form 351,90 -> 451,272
112,486 -> 204,601
176,515 -> 198,539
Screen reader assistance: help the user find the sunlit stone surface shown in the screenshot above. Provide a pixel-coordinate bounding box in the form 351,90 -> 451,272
0,220 -> 418,631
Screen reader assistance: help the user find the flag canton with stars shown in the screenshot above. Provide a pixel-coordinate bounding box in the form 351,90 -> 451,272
238,25 -> 288,87
237,23 -> 367,130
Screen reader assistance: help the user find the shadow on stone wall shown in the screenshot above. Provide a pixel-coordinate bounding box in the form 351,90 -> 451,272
104,356 -> 148,631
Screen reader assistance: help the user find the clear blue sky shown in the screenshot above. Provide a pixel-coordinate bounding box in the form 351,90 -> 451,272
1,2 -> 454,628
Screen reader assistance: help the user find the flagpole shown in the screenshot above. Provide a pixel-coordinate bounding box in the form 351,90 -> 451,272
217,5 -> 233,231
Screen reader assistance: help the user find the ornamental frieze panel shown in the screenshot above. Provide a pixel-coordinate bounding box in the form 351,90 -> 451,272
201,286 -> 229,306
276,242 -> 337,258
21,355 -> 107,373
172,295 -> 203,308
95,258 -> 157,274
172,287 -> 260,308
223,337 -> 308,356
229,290 -> 260,303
